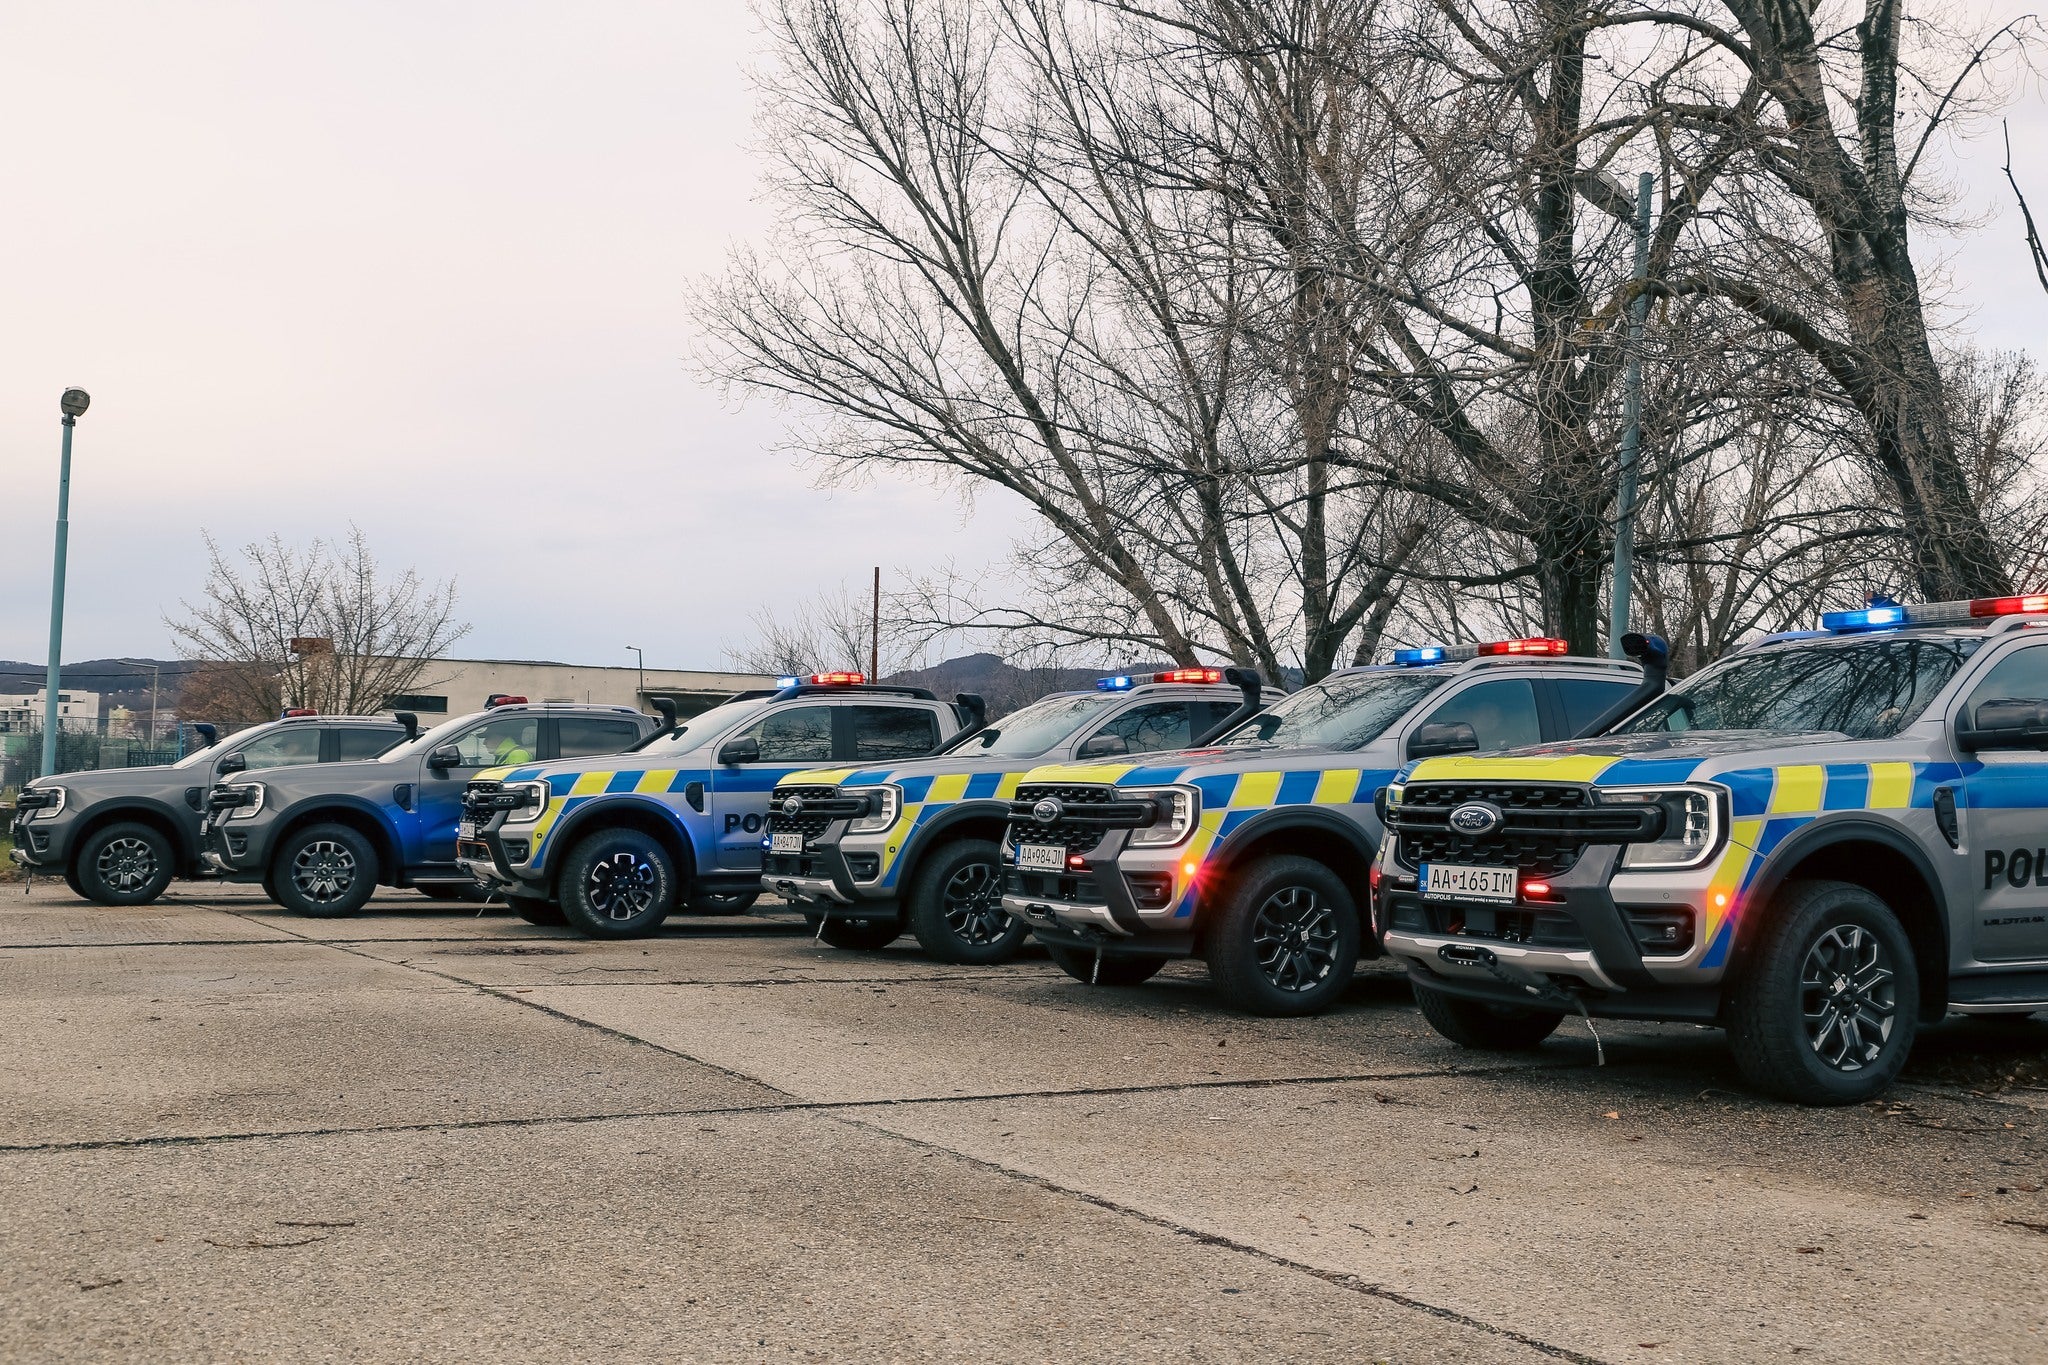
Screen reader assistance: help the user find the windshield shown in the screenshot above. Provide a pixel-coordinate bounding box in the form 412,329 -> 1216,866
952,692 -> 1124,758
377,712 -> 485,762
1213,670 -> 1441,750
629,696 -> 771,758
172,722 -> 266,767
1614,634 -> 1979,740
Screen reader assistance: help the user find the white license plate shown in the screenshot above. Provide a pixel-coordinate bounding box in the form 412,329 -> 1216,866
458,821 -> 479,840
1420,863 -> 1518,903
198,817 -> 211,835
771,831 -> 803,855
1016,844 -> 1066,872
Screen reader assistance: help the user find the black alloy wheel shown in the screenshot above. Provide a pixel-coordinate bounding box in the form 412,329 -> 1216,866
1203,854 -> 1361,1017
908,838 -> 1028,965
559,830 -> 677,939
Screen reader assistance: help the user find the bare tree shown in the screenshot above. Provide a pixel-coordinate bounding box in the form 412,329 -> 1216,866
727,579 -> 897,676
166,528 -> 470,719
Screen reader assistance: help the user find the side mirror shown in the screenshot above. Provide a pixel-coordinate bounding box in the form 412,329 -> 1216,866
1959,699 -> 2048,751
427,743 -> 464,771
1406,721 -> 1480,760
1077,733 -> 1129,759
215,752 -> 247,776
718,736 -> 760,765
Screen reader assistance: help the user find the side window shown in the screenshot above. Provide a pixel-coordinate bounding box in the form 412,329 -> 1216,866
454,718 -> 540,768
731,706 -> 833,762
1554,678 -> 1639,738
557,717 -> 643,758
1963,646 -> 2048,725
848,705 -> 940,761
235,727 -> 323,770
1091,701 -> 1195,754
333,728 -> 401,761
1418,679 -> 1541,751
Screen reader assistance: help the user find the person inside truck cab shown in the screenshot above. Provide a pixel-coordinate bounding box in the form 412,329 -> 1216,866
452,718 -> 539,767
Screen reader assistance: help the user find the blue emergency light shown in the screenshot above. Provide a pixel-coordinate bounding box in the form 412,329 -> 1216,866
1096,675 -> 1135,690
1819,604 -> 1905,632
1391,646 -> 1446,666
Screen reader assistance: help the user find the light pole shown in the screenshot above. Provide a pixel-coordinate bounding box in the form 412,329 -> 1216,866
41,388 -> 90,777
116,659 -> 161,746
1608,174 -> 1653,657
626,645 -> 644,699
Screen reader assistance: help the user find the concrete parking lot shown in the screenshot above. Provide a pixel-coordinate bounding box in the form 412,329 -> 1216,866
1,880 -> 2043,1364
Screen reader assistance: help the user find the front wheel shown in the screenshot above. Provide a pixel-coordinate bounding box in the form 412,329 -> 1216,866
806,912 -> 903,951
1044,943 -> 1166,987
1727,879 -> 1919,1106
269,823 -> 380,918
1202,855 -> 1361,1016
75,822 -> 176,906
907,838 -> 1026,965
559,830 -> 677,938
1412,983 -> 1564,1050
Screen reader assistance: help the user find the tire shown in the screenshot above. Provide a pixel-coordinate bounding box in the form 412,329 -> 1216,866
558,829 -> 677,939
685,890 -> 761,914
416,880 -> 490,902
1412,982 -> 1564,1050
1201,855 -> 1362,1016
1727,879 -> 1919,1106
807,912 -> 903,951
268,823 -> 380,918
907,838 -> 1027,965
510,895 -> 567,927
62,862 -> 89,899
73,822 -> 176,907
1044,942 -> 1167,987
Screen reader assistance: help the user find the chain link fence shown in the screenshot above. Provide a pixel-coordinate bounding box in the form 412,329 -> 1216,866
1,729 -> 191,795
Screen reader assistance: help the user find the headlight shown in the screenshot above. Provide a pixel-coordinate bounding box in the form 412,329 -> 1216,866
19,785 -> 66,819
849,784 -> 900,834
1608,786 -> 1723,869
224,784 -> 266,821
1127,786 -> 1199,847
504,781 -> 550,823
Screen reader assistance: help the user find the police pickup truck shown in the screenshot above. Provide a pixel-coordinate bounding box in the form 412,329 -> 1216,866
202,698 -> 658,916
763,667 -> 1274,961
457,672 -> 974,937
1377,596 -> 2048,1104
9,713 -> 407,905
1003,640 -> 1646,1015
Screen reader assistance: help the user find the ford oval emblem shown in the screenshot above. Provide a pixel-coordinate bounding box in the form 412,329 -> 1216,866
1032,797 -> 1064,824
1448,801 -> 1502,835
781,795 -> 803,817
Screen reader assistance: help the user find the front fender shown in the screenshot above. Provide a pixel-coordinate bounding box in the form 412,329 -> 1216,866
538,793 -> 701,875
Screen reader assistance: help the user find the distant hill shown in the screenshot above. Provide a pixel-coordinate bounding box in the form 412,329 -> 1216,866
0,658 -> 201,713
883,652 -> 1175,718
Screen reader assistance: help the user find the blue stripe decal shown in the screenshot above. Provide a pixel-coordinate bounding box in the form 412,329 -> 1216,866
843,770 -> 892,788
1821,765 -> 1869,811
1596,757 -> 1704,787
1912,761 -> 1967,808
1721,769 -> 1775,818
1217,809 -> 1259,837
504,765 -> 544,781
715,768 -> 802,793
1354,768 -> 1398,802
1276,770 -> 1321,804
605,770 -> 641,794
900,774 -> 934,802
1122,764 -> 1191,787
1960,763 -> 2048,809
964,771 -> 1001,799
1192,774 -> 1239,805
546,773 -> 577,795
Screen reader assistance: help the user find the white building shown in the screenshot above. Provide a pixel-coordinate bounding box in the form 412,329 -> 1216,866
0,688 -> 102,735
379,658 -> 778,721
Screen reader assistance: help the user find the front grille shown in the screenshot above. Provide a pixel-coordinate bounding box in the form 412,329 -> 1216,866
1003,867 -> 1105,904
1008,783 -> 1155,852
1390,782 -> 1657,876
1401,898 -> 1590,949
766,785 -> 867,841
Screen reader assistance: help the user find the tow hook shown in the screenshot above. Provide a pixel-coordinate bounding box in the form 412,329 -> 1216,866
1436,943 -> 1605,1066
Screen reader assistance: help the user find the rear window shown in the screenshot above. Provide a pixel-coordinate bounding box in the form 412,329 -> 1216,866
557,716 -> 643,758
1554,678 -> 1639,737
849,705 -> 940,760
333,727 -> 402,761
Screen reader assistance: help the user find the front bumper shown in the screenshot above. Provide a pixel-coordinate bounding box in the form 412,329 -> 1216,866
456,808 -> 544,891
1377,846 -> 1725,1022
1000,828 -> 1197,956
7,813 -> 67,868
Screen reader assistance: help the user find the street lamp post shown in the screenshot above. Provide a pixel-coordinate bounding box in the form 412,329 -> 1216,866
1608,174 -> 1653,657
116,659 -> 161,746
41,389 -> 90,777
626,645 -> 644,700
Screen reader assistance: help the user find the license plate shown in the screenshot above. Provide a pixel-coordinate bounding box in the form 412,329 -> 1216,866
198,817 -> 211,835
770,831 -> 803,855
1419,862 -> 1518,903
1016,844 -> 1066,872
458,820 -> 479,840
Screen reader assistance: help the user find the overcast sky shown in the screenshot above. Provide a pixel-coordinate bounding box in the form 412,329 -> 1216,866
1,2 -> 2043,672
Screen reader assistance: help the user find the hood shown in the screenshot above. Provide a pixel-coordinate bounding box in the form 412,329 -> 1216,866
30,766 -> 191,796
1401,729 -> 1846,787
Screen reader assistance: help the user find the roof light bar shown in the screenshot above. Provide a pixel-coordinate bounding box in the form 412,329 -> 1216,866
486,695 -> 528,707
808,671 -> 866,686
1390,637 -> 1569,666
1153,667 -> 1223,684
1096,674 -> 1136,691
280,707 -> 318,718
1821,594 -> 2048,633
